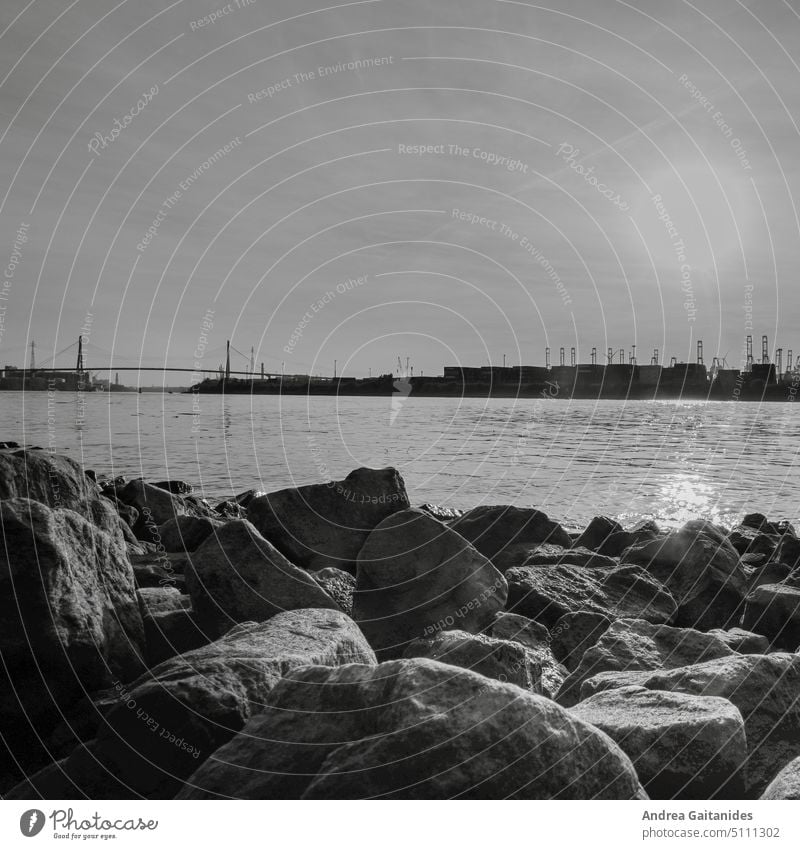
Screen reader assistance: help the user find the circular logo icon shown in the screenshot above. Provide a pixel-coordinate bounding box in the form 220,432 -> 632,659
19,810 -> 46,837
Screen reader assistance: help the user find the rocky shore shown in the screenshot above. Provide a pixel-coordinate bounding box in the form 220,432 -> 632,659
2,442 -> 800,800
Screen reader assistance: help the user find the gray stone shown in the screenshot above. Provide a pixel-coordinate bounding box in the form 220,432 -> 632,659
742,584 -> 800,650
506,561 -> 676,629
403,629 -> 541,692
490,612 -> 568,697
450,505 -> 572,567
157,515 -> 224,552
353,508 -> 507,659
116,479 -> 210,540
0,498 -> 145,692
521,546 -> 620,570
0,497 -> 146,791
490,611 -> 550,647
571,686 -> 746,799
761,756 -> 800,799
573,516 -> 624,553
773,535 -> 800,569
747,561 -> 792,591
578,653 -> 800,796
185,519 -> 339,638
61,609 -> 377,798
136,586 -> 189,617
557,618 -> 735,707
622,520 -> 747,629
312,567 -> 356,616
728,527 -> 778,559
178,658 -> 646,799
0,448 -> 124,537
247,467 -> 409,573
708,627 -> 770,655
550,611 -> 611,672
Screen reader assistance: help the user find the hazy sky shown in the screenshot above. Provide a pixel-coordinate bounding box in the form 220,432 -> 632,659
1,0 -> 799,378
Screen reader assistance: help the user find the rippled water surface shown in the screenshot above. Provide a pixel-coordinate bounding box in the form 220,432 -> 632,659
2,391 -> 799,529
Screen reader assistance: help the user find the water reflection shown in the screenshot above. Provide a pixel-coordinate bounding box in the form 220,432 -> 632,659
659,471 -> 721,527
5,392 -> 800,528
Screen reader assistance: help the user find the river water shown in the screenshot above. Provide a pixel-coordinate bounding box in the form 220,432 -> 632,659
1,390 -> 798,530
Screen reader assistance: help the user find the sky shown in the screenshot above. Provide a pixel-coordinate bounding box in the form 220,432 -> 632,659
1,0 -> 799,378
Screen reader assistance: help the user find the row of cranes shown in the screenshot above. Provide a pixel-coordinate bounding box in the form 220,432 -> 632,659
541,334 -> 798,378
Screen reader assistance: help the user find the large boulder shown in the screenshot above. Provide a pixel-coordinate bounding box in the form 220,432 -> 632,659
740,513 -> 781,534
0,497 -> 145,691
490,611 -> 550,645
573,516 -> 623,552
708,627 -> 770,655
490,612 -> 566,697
57,609 -> 376,798
728,527 -> 779,559
178,658 -> 646,799
571,685 -> 747,798
579,653 -> 800,796
449,505 -> 572,568
0,497 -> 146,791
0,448 -> 123,536
403,629 -> 541,692
185,519 -> 339,638
246,467 -> 409,573
157,515 -> 223,553
557,619 -> 735,707
521,546 -> 620,570
596,520 -> 663,558
550,611 -> 611,672
505,562 -> 676,629
761,757 -> 800,799
115,479 -> 210,540
353,508 -> 507,659
746,560 -> 793,591
773,535 -> 800,569
742,584 -> 800,650
621,520 -> 747,629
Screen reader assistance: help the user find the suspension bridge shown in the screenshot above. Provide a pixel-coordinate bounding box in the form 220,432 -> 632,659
2,337 -> 311,385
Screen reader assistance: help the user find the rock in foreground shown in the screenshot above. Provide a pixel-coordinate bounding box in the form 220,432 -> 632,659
0,497 -> 145,691
247,467 -> 409,573
621,520 -> 747,629
760,757 -> 800,799
52,609 -> 376,799
0,448 -> 124,537
506,562 -> 676,629
185,519 -> 339,637
450,505 -> 571,566
353,508 -> 507,658
742,584 -> 800,650
403,629 -> 541,692
179,658 -> 646,799
557,619 -> 736,707
571,685 -> 746,798
579,653 -> 800,796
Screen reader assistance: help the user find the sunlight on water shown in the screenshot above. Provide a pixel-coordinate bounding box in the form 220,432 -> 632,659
2,392 -> 799,529
660,472 -> 721,528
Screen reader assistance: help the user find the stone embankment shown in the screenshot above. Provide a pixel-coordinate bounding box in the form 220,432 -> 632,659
2,445 -> 799,799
